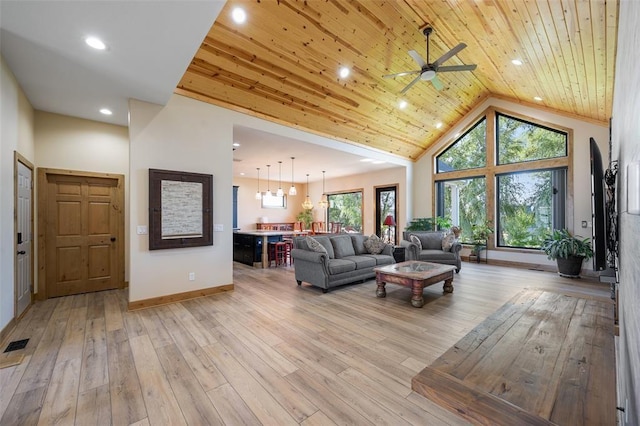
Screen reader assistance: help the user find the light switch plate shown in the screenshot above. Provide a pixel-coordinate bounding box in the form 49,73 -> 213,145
137,225 -> 148,235
214,224 -> 223,232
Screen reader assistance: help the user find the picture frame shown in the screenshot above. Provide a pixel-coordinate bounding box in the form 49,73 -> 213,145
148,169 -> 213,250
261,193 -> 287,209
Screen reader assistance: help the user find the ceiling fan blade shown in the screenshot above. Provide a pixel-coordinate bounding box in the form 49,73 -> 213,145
433,43 -> 467,68
408,50 -> 427,68
400,74 -> 422,94
437,64 -> 477,72
383,70 -> 421,78
431,75 -> 444,91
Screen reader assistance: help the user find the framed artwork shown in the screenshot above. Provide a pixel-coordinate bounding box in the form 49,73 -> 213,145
261,193 -> 287,209
149,169 -> 213,250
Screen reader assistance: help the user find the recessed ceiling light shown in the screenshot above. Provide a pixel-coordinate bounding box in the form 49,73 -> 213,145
339,67 -> 350,78
231,7 -> 246,24
399,100 -> 408,109
232,142 -> 240,147
534,96 -> 543,101
511,59 -> 523,66
99,108 -> 112,115
360,158 -> 373,162
85,36 -> 106,50
436,122 -> 443,129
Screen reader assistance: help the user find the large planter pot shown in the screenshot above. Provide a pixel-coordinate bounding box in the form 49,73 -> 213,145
556,255 -> 585,278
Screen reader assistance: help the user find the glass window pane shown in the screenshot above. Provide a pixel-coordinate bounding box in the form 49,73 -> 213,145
328,191 -> 362,233
436,177 -> 486,244
436,118 -> 487,173
497,113 -> 567,165
497,169 -> 566,248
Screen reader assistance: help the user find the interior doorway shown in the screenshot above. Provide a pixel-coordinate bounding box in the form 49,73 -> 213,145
37,168 -> 125,299
15,153 -> 34,318
375,185 -> 398,244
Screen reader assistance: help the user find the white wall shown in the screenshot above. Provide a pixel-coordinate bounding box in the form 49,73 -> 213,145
1,55 -> 35,332
413,97 -> 608,266
611,1 -> 640,423
129,96 -> 234,302
34,111 -> 130,284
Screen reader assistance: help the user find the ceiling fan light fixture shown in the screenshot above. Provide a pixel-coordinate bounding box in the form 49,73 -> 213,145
420,70 -> 436,81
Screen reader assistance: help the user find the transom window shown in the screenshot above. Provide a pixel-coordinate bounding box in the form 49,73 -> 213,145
435,109 -> 571,250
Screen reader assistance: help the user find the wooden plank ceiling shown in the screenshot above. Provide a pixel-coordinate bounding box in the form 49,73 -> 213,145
177,0 -> 618,161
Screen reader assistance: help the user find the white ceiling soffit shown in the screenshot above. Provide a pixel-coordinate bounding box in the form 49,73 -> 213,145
0,1 -> 224,126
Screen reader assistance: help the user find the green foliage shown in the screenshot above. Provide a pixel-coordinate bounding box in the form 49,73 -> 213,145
471,220 -> 493,254
437,118 -> 487,171
328,192 -> 362,232
295,209 -> 314,229
405,216 -> 452,232
541,229 -> 593,260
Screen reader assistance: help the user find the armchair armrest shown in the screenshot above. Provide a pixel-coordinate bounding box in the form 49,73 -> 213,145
400,239 -> 419,260
451,241 -> 463,254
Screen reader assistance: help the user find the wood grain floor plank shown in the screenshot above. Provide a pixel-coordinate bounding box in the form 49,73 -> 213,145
203,342 -> 298,426
76,383 -> 112,426
167,302 -> 218,346
0,354 -> 32,419
129,335 -> 187,426
0,385 -> 47,425
79,317 -> 108,392
206,383 -> 261,426
107,329 -> 147,426
37,357 -> 80,426
56,306 -> 87,363
104,291 -> 125,332
300,410 -> 338,426
137,308 -> 173,349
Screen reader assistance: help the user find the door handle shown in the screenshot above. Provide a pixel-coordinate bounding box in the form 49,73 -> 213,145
17,251 -> 26,255
110,237 -> 116,242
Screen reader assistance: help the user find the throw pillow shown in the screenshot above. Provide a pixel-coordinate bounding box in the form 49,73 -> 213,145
364,234 -> 386,254
442,232 -> 456,251
306,236 -> 327,254
410,234 -> 423,251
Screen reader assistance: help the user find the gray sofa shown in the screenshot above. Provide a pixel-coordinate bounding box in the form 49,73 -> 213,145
400,231 -> 462,272
291,234 -> 395,292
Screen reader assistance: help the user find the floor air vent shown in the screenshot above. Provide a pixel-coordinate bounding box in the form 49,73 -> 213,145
4,339 -> 29,353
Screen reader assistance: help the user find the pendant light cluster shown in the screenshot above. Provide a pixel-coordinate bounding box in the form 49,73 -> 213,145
254,157 -> 328,211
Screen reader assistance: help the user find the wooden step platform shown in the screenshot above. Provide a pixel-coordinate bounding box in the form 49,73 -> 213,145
412,289 -> 616,425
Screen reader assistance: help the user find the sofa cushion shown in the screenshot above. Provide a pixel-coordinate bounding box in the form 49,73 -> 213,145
331,235 -> 356,258
442,232 -> 456,251
342,255 -> 376,269
417,232 -> 443,250
419,249 -> 457,261
410,235 -> 422,250
364,234 -> 386,254
350,234 -> 369,255
306,236 -> 327,254
364,254 -> 395,266
327,258 -> 357,274
312,235 -> 335,258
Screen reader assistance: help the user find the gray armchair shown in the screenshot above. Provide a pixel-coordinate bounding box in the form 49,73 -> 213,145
400,231 -> 462,272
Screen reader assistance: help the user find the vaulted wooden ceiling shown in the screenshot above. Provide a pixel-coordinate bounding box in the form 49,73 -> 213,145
177,0 -> 618,161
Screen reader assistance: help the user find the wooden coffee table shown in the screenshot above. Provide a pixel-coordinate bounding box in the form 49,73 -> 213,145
374,261 -> 456,307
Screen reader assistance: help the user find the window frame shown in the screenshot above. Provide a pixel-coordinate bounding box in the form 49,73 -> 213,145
326,188 -> 364,233
432,106 -> 573,253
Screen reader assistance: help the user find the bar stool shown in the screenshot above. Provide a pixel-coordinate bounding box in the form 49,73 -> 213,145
268,241 -> 289,267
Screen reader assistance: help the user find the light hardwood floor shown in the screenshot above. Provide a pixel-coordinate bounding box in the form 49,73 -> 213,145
0,262 -> 612,425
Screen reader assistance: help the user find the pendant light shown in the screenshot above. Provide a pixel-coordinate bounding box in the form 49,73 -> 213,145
276,161 -> 284,197
318,170 -> 328,209
302,173 -> 313,210
288,157 -> 297,196
255,167 -> 262,200
265,164 -> 272,199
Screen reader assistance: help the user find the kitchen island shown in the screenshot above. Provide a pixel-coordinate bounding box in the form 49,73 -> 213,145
233,230 -> 308,268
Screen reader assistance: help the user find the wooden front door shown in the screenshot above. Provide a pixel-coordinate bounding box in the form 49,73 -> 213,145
38,169 -> 124,298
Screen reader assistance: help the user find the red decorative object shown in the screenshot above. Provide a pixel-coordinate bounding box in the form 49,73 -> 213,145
383,215 -> 396,243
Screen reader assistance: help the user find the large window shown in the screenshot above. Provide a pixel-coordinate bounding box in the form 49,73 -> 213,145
436,118 -> 486,172
327,191 -> 363,233
435,109 -> 570,250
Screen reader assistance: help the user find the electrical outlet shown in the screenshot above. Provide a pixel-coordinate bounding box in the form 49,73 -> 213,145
137,225 -> 148,235
214,224 -> 223,232
188,272 -> 195,281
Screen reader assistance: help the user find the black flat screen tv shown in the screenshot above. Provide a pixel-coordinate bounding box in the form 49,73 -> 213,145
589,137 -> 607,271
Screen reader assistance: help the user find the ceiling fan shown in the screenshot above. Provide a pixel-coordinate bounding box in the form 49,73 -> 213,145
384,26 -> 477,93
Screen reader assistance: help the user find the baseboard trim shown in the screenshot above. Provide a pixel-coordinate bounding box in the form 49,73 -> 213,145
128,284 -> 234,311
0,317 -> 17,349
461,256 -> 600,280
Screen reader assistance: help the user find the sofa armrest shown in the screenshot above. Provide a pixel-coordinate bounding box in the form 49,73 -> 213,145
400,239 -> 418,260
291,248 -> 327,264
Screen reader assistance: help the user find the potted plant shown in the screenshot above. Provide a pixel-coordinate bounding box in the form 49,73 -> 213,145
470,220 -> 493,262
541,229 -> 593,278
296,209 -> 314,230
405,216 -> 452,232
